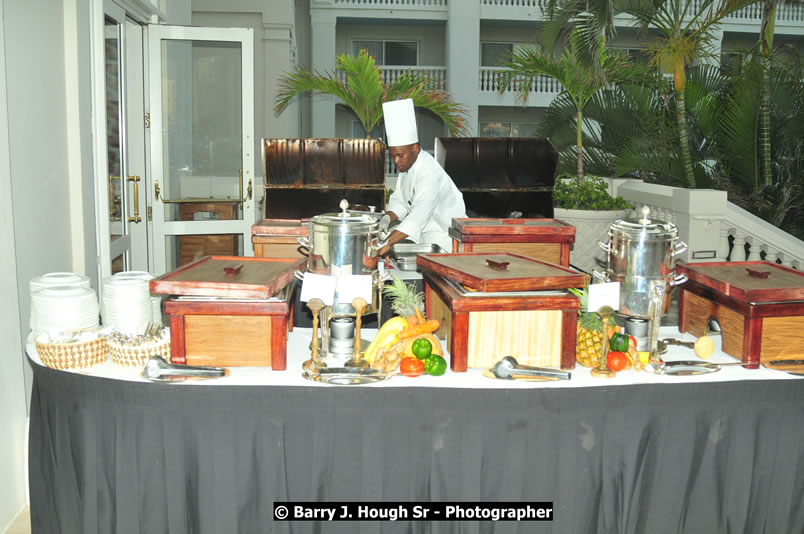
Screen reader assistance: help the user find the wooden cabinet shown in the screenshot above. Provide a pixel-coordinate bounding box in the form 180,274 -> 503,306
178,202 -> 238,266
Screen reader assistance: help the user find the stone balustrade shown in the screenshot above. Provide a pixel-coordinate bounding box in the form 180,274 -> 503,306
609,178 -> 803,269
479,67 -> 562,95
337,66 -> 446,90
333,0 -> 448,6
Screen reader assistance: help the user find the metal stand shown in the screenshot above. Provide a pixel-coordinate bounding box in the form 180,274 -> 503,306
591,305 -> 616,379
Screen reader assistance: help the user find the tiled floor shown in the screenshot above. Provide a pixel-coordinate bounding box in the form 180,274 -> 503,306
5,507 -> 30,534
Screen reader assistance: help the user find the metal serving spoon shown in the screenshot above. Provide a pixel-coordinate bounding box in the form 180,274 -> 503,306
491,356 -> 571,380
142,356 -> 227,381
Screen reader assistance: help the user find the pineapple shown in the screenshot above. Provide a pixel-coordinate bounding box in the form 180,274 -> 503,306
383,274 -> 424,319
569,287 -> 604,368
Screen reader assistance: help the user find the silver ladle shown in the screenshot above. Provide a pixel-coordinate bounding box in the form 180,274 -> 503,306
142,356 -> 226,381
491,356 -> 571,380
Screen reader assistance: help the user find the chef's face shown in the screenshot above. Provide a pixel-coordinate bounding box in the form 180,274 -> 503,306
389,143 -> 420,173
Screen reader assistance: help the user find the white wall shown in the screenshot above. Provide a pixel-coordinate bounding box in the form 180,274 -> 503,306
337,23 -> 446,65
0,0 -> 73,527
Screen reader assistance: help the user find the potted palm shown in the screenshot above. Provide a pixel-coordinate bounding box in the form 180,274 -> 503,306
553,174 -> 632,273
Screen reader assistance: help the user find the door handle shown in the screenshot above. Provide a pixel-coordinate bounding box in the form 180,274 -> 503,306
126,175 -> 142,223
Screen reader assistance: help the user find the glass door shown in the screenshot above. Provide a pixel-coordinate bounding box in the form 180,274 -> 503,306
147,25 -> 255,274
100,2 -> 148,276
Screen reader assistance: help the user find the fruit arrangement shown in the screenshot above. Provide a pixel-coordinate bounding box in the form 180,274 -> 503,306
571,287 -> 604,368
365,275 -> 446,376
570,287 -> 641,373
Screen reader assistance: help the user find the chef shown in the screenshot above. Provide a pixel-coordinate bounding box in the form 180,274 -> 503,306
378,98 -> 466,256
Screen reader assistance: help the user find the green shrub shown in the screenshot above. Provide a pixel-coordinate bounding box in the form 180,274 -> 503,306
554,174 -> 632,210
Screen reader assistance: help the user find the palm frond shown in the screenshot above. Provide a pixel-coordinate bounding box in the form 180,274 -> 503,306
274,49 -> 468,138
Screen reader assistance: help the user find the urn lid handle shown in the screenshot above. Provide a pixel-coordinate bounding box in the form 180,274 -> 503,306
639,205 -> 651,224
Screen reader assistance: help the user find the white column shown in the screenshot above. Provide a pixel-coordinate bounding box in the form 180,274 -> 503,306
764,247 -> 778,264
310,11 -> 336,138
668,187 -> 727,263
731,231 -> 747,262
746,237 -> 762,261
446,1 -> 480,135
706,29 -> 724,67
717,226 -> 731,261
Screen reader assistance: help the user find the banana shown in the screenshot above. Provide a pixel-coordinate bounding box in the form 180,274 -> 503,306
364,317 -> 409,364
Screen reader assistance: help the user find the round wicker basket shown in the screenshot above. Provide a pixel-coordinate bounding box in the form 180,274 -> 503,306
108,330 -> 171,369
35,335 -> 108,370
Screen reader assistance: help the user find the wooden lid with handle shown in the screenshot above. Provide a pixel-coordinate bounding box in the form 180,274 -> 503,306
416,252 -> 588,293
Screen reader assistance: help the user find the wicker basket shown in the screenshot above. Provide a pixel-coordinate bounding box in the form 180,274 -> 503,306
109,331 -> 171,369
35,335 -> 108,370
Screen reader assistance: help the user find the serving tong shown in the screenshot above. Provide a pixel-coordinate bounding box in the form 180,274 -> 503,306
490,356 -> 571,380
142,356 -> 227,381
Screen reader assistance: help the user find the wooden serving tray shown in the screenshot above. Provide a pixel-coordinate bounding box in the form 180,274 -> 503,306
416,252 -> 588,293
150,255 -> 305,299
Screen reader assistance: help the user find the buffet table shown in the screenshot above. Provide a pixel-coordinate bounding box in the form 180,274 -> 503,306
27,329 -> 804,534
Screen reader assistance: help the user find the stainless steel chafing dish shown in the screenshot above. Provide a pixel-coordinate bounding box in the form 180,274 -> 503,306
391,242 -> 446,272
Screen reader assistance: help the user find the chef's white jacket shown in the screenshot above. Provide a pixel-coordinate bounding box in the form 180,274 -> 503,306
386,150 -> 466,252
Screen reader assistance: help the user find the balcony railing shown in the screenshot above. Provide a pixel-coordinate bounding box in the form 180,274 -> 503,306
609,178 -> 803,269
333,0 -> 448,6
479,67 -> 563,95
482,0 -> 803,24
337,66 -> 447,90
481,0 -> 540,6
719,2 -> 804,23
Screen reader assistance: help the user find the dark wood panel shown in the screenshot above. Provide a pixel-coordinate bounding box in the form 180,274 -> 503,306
263,138 -> 385,186
462,191 -> 554,219
264,188 -> 385,219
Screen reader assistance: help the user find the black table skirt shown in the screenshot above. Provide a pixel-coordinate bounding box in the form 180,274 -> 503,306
28,359 -> 804,534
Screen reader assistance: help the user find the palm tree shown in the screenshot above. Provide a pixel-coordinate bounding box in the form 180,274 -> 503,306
497,30 -> 651,178
757,0 -> 803,186
621,0 -> 754,187
274,50 -> 468,138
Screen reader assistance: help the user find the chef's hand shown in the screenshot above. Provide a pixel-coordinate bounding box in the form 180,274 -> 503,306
379,214 -> 391,234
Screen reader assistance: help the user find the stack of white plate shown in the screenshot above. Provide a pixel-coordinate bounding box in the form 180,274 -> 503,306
108,271 -> 163,325
29,272 -> 92,329
31,285 -> 99,337
102,276 -> 152,335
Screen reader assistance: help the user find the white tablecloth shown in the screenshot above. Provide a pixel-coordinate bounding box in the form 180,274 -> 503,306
26,326 -> 801,388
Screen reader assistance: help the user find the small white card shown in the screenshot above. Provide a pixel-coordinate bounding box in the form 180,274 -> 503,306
336,275 -> 374,305
299,272 -> 337,306
588,281 -> 620,312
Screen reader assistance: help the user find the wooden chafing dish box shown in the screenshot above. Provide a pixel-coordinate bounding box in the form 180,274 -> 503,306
677,261 -> 804,368
150,255 -> 305,370
418,253 -> 588,372
252,218 -> 309,260
449,218 -> 576,267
